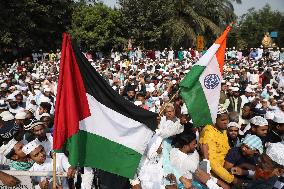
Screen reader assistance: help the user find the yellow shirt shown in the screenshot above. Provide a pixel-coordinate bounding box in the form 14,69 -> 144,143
199,125 -> 234,183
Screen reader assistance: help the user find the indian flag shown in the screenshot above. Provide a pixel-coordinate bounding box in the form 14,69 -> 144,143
180,26 -> 231,127
53,33 -> 158,178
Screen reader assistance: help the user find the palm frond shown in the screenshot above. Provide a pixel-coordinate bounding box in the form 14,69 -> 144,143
200,16 -> 222,36
183,6 -> 205,32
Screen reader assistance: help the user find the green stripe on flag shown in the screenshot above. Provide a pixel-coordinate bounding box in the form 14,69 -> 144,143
180,65 -> 212,127
65,130 -> 141,178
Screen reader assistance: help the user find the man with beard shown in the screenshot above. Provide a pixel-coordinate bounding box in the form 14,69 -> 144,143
227,122 -> 241,148
199,108 -> 238,186
25,120 -> 53,157
239,103 -> 254,136
125,86 -> 136,103
266,112 -> 284,143
15,93 -> 25,108
0,112 -> 19,146
248,116 -> 269,145
6,95 -> 24,116
224,134 -> 263,177
228,87 -> 242,114
262,68 -> 273,88
231,142 -> 284,189
40,87 -> 54,103
240,87 -> 253,108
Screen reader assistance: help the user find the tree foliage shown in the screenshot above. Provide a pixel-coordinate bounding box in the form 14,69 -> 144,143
0,0 -> 73,51
68,2 -> 125,52
233,4 -> 284,48
119,0 -> 239,49
3,0 -> 284,57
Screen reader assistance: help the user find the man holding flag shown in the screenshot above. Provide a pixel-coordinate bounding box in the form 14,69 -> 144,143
180,26 -> 239,186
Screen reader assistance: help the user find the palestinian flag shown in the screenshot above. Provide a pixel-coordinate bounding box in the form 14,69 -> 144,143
180,26 -> 230,127
53,33 -> 158,178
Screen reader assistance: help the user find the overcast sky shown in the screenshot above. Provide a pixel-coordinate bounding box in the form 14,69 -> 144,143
232,0 -> 284,16
100,0 -> 284,16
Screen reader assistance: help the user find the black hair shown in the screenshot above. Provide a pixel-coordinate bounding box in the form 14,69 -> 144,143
173,131 -> 196,149
217,112 -> 228,118
136,93 -> 145,98
175,96 -> 182,101
243,102 -> 252,108
15,93 -> 23,98
40,102 -> 52,113
5,148 -> 15,160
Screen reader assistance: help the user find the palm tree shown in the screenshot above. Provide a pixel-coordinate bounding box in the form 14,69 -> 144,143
162,0 -> 241,48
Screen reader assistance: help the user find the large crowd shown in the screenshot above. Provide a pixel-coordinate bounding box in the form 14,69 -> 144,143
0,46 -> 283,189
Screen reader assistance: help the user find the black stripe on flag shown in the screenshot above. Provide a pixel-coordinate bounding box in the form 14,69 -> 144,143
71,40 -> 158,131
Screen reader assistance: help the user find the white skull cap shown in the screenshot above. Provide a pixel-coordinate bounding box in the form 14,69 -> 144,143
250,116 -> 268,126
266,142 -> 284,166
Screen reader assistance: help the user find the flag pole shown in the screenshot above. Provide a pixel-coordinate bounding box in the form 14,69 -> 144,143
159,89 -> 180,117
53,152 -> 57,189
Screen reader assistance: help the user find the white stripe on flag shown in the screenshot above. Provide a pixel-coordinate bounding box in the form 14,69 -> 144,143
199,53 -> 222,124
79,93 -> 154,154
196,44 -> 220,66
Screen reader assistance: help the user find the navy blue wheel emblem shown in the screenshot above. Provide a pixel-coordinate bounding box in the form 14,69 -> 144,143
204,74 -> 220,89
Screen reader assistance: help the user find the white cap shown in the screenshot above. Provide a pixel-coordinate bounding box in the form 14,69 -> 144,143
245,87 -> 253,93
6,94 -> 16,101
1,83 -> 7,88
21,86 -> 28,91
40,96 -> 51,103
22,140 -> 40,155
273,111 -> 284,124
149,83 -> 155,87
266,142 -> 284,166
134,101 -> 142,106
250,116 -> 268,126
0,139 -> 18,156
265,111 -> 275,120
15,111 -> 27,120
44,88 -> 51,92
217,105 -> 228,115
232,87 -> 239,92
0,100 -> 7,109
227,122 -> 241,129
40,113 -> 50,118
0,111 -> 14,121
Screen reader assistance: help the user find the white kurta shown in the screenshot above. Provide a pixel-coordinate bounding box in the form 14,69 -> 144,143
170,148 -> 200,179
156,117 -> 184,139
138,155 -> 165,189
35,133 -> 53,157
29,154 -> 70,189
